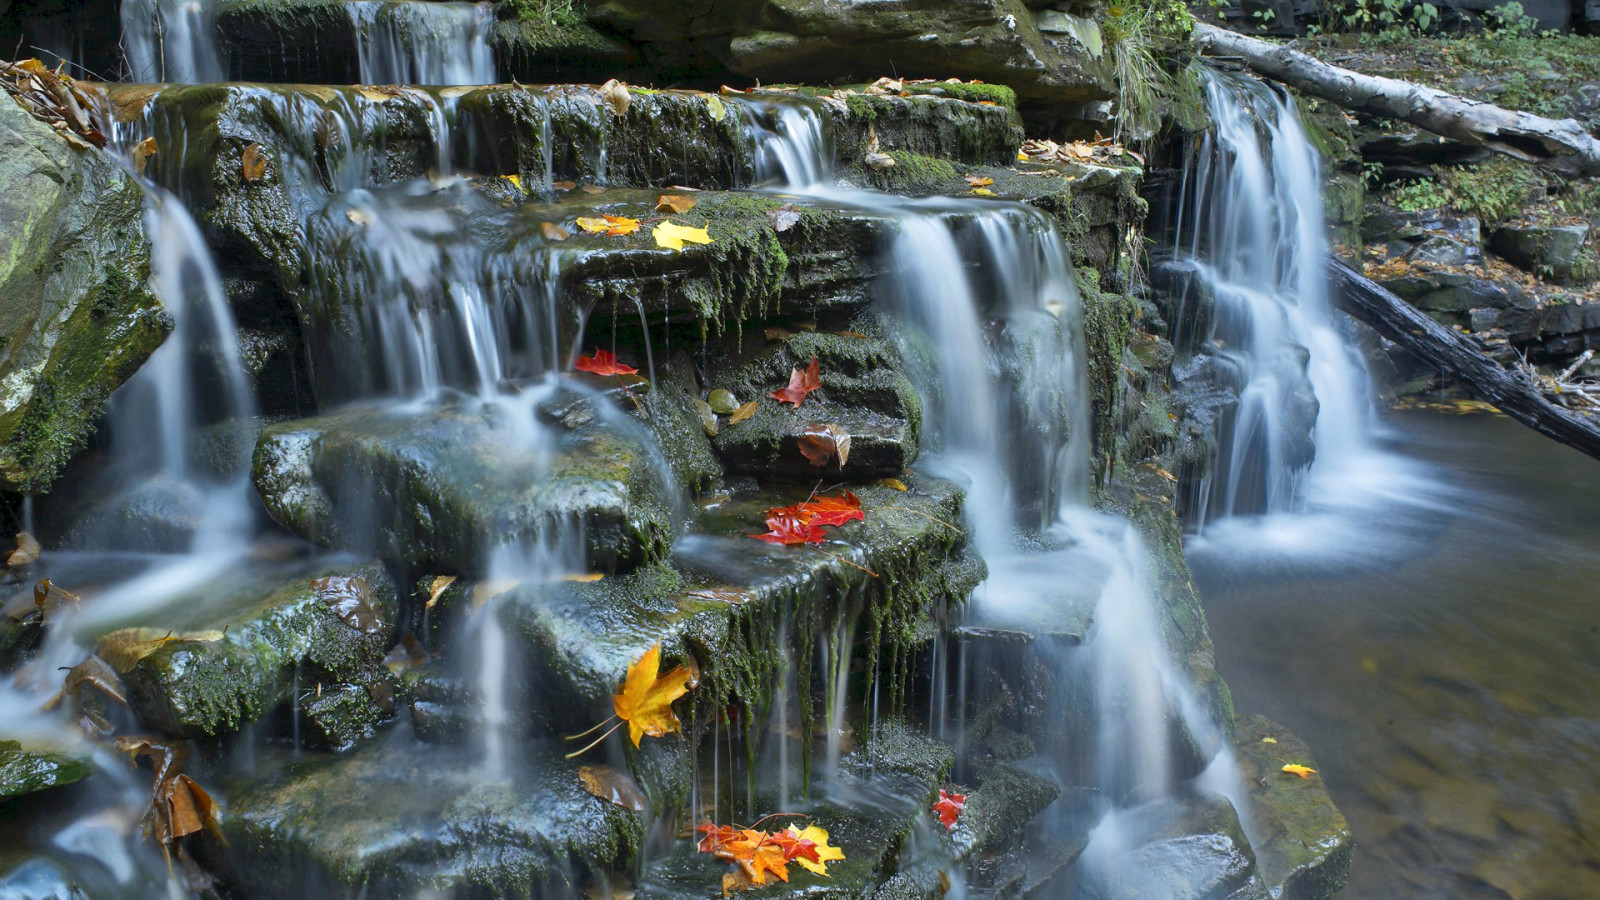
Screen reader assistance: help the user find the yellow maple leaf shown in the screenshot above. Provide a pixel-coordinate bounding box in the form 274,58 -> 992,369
575,215 -> 640,236
613,643 -> 693,746
503,174 -> 522,191
1281,763 -> 1317,779
969,187 -> 996,196
653,220 -> 714,250
786,824 -> 846,877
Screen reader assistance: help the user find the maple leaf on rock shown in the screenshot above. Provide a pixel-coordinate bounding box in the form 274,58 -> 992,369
726,829 -> 790,885
932,788 -> 966,830
612,643 -> 693,747
1281,764 -> 1318,779
750,514 -> 828,545
771,357 -> 821,407
763,491 -> 864,529
783,825 -> 845,876
575,348 -> 639,377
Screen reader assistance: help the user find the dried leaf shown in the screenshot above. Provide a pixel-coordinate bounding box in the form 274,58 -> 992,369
55,656 -> 127,708
241,142 -> 267,182
835,331 -> 869,339
578,765 -> 647,810
132,137 -> 158,176
933,788 -> 966,830
382,634 -> 429,673
560,572 -> 605,583
729,401 -> 759,424
653,220 -> 713,251
768,205 -> 801,233
763,327 -> 793,342
613,643 -> 694,747
796,423 -> 851,468
656,194 -> 697,214
553,180 -> 576,191
540,221 -> 570,241
599,78 -> 631,117
865,151 -> 895,171
6,532 -> 40,568
575,348 -> 639,376
963,175 -> 993,187
579,184 -> 607,194
503,173 -> 523,191
575,215 -> 639,236
98,627 -> 224,674
471,579 -> 521,608
313,575 -> 386,635
33,579 -> 79,623
1281,764 -> 1317,779
877,478 -> 909,491
424,575 -> 457,610
770,357 -> 821,408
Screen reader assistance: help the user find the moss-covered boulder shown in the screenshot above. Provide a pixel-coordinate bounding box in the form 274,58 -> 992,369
106,559 -> 398,739
0,740 -> 90,801
702,328 -> 923,480
252,397 -> 676,575
201,739 -> 643,899
1232,714 -> 1353,900
0,100 -> 167,492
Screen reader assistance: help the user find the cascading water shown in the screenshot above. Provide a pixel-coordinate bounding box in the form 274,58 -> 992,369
119,0 -> 224,83
348,1 -> 496,86
1168,69 -> 1382,528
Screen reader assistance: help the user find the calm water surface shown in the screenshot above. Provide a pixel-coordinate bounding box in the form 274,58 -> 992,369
1190,410 -> 1600,899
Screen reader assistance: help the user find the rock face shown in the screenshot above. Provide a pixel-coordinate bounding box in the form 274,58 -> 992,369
1232,714 -> 1355,900
0,101 -> 166,492
1491,223 -> 1591,283
0,739 -> 90,801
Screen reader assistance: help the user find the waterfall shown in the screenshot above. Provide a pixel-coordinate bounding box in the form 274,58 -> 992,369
349,2 -> 496,86
119,0 -> 224,84
1170,69 -> 1380,526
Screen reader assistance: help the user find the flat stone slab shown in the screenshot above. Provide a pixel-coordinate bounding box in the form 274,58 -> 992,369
0,740 -> 90,801
102,558 -> 397,739
1232,714 -> 1354,900
252,396 -> 675,575
202,735 -> 641,899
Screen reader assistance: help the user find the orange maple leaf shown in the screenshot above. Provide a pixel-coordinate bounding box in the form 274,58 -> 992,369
932,788 -> 966,830
770,357 -> 821,408
750,514 -> 827,545
723,829 -> 790,885
612,643 -> 693,747
574,348 -> 639,377
764,491 -> 863,529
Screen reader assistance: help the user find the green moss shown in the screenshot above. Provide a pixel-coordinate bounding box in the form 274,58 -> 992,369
868,151 -> 960,193
901,81 -> 1018,111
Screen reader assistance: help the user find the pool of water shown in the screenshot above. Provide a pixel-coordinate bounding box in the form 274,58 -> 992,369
1190,410 -> 1600,899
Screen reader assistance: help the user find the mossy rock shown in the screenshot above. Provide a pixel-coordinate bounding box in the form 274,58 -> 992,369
0,740 -> 91,801
0,101 -> 168,492
702,328 -> 923,480
253,396 -> 675,576
107,559 -> 398,738
1232,714 -> 1354,900
200,738 -> 643,899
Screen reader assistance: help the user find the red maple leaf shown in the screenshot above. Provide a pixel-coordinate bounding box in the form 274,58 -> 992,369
574,348 -> 638,377
750,514 -> 827,545
771,827 -> 821,864
697,822 -> 739,854
763,491 -> 863,529
770,357 -> 821,408
932,788 -> 966,830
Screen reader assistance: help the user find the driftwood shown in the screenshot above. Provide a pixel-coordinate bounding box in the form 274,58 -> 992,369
1328,257 -> 1600,461
1194,23 -> 1600,178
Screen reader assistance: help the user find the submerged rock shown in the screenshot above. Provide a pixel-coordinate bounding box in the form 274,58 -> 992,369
252,397 -> 675,575
0,740 -> 90,801
1080,794 -> 1257,900
0,100 -> 167,492
109,559 -> 398,738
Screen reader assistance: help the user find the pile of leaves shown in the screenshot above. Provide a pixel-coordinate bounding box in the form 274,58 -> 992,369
1020,137 -> 1144,166
0,58 -> 106,148
750,491 -> 864,546
696,819 -> 846,889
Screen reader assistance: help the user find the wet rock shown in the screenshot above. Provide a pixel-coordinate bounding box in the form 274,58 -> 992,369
0,99 -> 168,492
1383,270 -> 1529,315
1491,223 -> 1591,282
1080,794 -> 1257,900
0,740 -> 90,801
1538,299 -> 1600,336
202,738 -> 643,899
0,856 -> 93,900
111,559 -> 398,738
703,329 -> 923,480
252,397 -> 674,575
1232,714 -> 1354,900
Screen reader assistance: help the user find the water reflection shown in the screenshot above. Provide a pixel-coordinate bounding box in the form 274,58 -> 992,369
1192,410 -> 1600,899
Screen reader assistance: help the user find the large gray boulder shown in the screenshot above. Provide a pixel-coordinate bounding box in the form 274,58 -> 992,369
0,100 -> 167,491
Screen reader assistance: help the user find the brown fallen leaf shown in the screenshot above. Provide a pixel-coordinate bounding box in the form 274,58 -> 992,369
382,634 -> 430,673
656,194 -> 697,214
541,221 -> 570,241
797,423 -> 851,468
768,205 -> 800,233
313,575 -> 387,634
599,78 -> 631,117
98,627 -> 224,674
964,175 -> 994,187
877,477 -> 909,491
6,531 -> 40,568
763,327 -> 793,342
579,184 -> 607,194
575,215 -> 640,236
553,180 -> 576,191
52,655 -> 127,709
33,579 -> 79,623
241,143 -> 267,182
132,137 -> 158,176
424,575 -> 457,610
578,764 -> 647,810
729,401 -> 759,424
835,331 -> 869,339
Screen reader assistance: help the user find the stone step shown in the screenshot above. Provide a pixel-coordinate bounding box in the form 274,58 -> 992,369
1231,714 -> 1354,900
251,394 -> 677,576
198,736 -> 642,899
95,557 -> 399,742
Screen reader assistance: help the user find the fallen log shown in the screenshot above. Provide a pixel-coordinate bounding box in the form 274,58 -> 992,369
1328,257 -> 1600,461
1195,23 -> 1600,178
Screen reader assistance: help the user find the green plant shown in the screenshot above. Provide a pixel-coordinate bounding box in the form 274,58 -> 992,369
1439,158 -> 1545,226
1104,0 -> 1197,142
1391,178 -> 1452,211
501,0 -> 582,26
1484,1 -> 1541,36
1321,0 -> 1440,35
